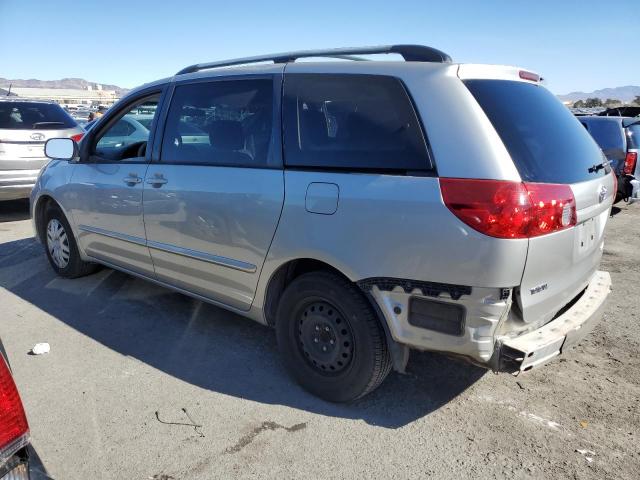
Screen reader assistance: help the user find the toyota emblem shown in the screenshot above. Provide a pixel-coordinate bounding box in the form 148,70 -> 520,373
30,132 -> 45,141
598,185 -> 607,203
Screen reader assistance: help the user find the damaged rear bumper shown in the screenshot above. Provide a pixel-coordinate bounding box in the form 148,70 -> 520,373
499,270 -> 611,372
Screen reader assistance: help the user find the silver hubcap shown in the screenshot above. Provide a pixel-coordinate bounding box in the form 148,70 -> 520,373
46,219 -> 70,269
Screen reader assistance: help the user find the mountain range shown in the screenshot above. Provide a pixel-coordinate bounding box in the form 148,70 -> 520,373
0,77 -> 129,95
557,85 -> 640,103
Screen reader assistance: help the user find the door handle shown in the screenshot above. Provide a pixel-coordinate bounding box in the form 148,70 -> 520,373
123,174 -> 142,185
146,174 -> 168,187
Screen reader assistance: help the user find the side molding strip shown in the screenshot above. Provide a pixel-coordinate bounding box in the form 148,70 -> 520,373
78,224 -> 147,247
78,224 -> 256,273
146,240 -> 257,273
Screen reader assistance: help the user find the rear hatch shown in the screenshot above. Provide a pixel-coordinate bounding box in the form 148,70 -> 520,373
464,76 -> 615,324
0,101 -> 81,170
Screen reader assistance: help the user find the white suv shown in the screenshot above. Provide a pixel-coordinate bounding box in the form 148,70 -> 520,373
0,98 -> 83,200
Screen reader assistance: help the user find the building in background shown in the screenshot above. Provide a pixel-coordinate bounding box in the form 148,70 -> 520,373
0,84 -> 119,106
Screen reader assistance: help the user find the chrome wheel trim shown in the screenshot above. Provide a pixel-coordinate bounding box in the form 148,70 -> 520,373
46,218 -> 70,269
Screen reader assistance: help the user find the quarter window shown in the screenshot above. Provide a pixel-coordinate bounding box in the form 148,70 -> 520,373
160,79 -> 274,167
283,74 -> 430,171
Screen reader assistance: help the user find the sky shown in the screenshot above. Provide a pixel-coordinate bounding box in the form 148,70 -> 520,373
0,0 -> 637,95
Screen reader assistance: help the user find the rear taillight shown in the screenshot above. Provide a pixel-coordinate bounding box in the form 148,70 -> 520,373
70,133 -> 84,143
0,355 -> 29,463
440,178 -> 576,239
623,152 -> 637,175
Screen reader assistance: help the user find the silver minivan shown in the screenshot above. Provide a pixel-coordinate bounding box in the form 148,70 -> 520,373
0,98 -> 84,200
31,45 -> 613,401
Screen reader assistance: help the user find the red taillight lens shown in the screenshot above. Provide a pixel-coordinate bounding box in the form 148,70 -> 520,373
439,179 -> 531,238
0,356 -> 29,453
524,182 -> 577,236
440,178 -> 576,239
624,152 -> 637,175
70,133 -> 84,143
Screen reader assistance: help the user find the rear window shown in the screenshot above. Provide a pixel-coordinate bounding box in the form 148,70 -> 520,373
0,102 -> 77,130
465,80 -> 607,184
283,74 -> 431,172
583,120 -> 625,151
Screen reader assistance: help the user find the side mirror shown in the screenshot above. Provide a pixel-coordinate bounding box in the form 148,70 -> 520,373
44,138 -> 77,161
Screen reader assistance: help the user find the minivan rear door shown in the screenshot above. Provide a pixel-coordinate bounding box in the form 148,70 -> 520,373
465,78 -> 615,325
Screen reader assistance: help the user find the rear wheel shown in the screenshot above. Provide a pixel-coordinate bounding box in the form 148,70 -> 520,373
276,271 -> 391,402
43,204 -> 98,278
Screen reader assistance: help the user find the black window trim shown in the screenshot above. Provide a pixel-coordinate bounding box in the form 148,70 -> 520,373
154,73 -> 283,169
81,85 -> 168,165
281,72 -> 437,177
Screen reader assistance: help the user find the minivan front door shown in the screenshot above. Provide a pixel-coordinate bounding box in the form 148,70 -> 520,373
142,76 -> 284,311
69,93 -> 162,276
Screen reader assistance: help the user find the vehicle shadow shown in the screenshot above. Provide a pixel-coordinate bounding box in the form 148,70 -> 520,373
0,199 -> 30,223
0,236 -> 485,429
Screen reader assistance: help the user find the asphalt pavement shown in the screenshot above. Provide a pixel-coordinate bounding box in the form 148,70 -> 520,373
0,198 -> 638,479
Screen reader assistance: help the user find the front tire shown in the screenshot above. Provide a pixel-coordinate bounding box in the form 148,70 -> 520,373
276,271 -> 391,402
43,204 -> 98,278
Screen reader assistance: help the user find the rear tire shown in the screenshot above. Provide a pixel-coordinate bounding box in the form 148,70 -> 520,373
43,203 -> 98,278
276,271 -> 391,402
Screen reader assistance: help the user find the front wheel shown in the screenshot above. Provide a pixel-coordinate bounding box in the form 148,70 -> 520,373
276,271 -> 391,402
43,204 -> 98,278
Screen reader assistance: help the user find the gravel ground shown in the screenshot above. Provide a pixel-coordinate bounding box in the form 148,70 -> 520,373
0,198 -> 638,480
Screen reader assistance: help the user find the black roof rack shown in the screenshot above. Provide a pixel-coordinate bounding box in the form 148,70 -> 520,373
176,44 -> 452,75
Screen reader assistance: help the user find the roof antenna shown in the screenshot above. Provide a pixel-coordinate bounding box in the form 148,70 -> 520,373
6,83 -> 11,96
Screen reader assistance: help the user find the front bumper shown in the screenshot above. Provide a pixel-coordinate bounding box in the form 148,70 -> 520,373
499,270 -> 611,372
0,170 -> 39,201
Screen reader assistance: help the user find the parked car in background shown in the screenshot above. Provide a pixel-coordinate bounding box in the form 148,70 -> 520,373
0,336 -> 30,479
579,116 -> 639,202
33,45 -> 614,402
598,106 -> 640,117
83,115 -> 149,148
129,113 -> 155,129
0,98 -> 84,201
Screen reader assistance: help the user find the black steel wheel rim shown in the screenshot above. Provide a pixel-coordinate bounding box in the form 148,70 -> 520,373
297,300 -> 354,374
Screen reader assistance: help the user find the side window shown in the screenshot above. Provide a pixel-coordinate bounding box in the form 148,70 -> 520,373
283,74 -> 431,171
93,96 -> 160,162
160,79 -> 274,167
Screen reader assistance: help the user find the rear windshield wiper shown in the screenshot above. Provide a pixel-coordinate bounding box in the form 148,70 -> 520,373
588,160 -> 610,174
32,121 -> 65,128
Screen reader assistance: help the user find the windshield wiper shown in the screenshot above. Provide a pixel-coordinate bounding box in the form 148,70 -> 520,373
588,160 -> 610,173
32,121 -> 65,128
